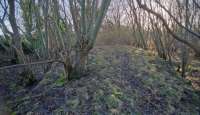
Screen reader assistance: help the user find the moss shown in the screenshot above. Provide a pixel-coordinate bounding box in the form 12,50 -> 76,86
54,72 -> 66,87
111,85 -> 123,99
11,112 -> 17,115
106,94 -> 121,109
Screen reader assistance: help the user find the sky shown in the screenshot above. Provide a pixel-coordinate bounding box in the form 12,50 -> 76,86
0,0 -> 196,36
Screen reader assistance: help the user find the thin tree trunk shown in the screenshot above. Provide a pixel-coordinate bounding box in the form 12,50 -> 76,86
181,0 -> 190,78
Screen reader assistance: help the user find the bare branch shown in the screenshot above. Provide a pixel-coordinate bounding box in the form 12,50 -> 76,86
136,0 -> 200,54
155,0 -> 200,39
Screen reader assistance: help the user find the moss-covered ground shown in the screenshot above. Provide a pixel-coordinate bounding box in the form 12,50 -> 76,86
0,45 -> 199,114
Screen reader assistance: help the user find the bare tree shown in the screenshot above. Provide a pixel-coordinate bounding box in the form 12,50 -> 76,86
68,0 -> 111,77
136,0 -> 200,57
127,0 -> 148,49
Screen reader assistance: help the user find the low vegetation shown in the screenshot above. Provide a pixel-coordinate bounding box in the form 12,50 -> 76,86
0,0 -> 200,114
1,46 -> 199,114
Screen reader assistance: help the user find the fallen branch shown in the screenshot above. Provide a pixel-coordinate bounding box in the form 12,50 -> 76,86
0,59 -> 63,70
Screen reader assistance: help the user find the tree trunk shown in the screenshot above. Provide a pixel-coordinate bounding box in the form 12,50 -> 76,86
11,34 -> 26,64
67,0 -> 111,80
8,0 -> 26,64
62,49 -> 88,81
72,49 -> 89,78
